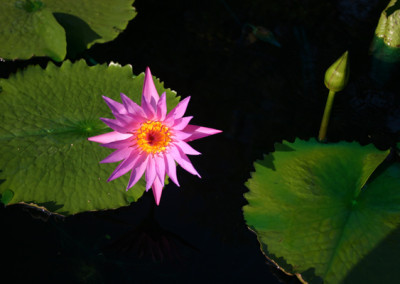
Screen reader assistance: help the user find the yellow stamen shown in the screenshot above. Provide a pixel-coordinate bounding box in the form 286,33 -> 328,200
135,121 -> 171,154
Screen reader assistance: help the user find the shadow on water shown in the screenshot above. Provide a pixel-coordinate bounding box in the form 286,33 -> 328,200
102,192 -> 200,263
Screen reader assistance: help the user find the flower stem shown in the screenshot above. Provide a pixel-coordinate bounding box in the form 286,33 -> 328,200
318,90 -> 336,142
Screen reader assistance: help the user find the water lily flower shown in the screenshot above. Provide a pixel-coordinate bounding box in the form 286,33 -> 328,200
88,67 -> 221,205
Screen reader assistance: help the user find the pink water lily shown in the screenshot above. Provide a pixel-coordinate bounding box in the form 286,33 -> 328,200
88,67 -> 221,205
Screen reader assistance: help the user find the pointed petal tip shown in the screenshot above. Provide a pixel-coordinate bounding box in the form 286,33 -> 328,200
174,181 -> 181,187
201,128 -> 223,135
151,177 -> 163,205
154,189 -> 162,205
213,129 -> 223,135
182,96 -> 191,103
167,172 -> 180,187
126,182 -> 133,191
182,125 -> 223,142
144,67 -> 153,81
120,92 -> 131,101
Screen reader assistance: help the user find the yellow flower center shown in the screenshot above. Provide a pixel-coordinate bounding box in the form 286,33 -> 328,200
135,121 -> 171,154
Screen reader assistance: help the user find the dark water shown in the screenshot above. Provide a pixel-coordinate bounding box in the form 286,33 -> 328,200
1,0 -> 399,283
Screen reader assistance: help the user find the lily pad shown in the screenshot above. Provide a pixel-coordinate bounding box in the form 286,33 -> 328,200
243,139 -> 400,284
0,0 -> 136,61
47,0 -> 137,57
0,60 -> 180,215
0,1 -> 67,61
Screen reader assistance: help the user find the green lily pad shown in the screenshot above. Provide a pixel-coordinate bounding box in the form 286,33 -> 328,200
0,1 -> 67,61
0,0 -> 136,61
0,60 -> 180,215
47,0 -> 137,57
243,139 -> 400,284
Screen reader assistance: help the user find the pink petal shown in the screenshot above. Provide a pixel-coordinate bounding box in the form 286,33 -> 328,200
164,153 -> 179,186
181,125 -> 222,142
112,112 -> 133,126
170,146 -> 201,177
100,117 -> 129,133
172,116 -> 193,130
141,98 -> 156,120
113,112 -> 143,132
152,177 -> 163,205
172,130 -> 193,141
102,96 -> 126,114
143,67 -> 160,105
108,151 -> 144,182
145,157 -> 157,190
156,92 -> 167,121
141,67 -> 159,117
154,155 -> 166,186
165,97 -> 191,123
126,155 -> 149,189
101,137 -> 133,149
100,147 -> 131,163
88,131 -> 131,144
175,140 -> 201,155
120,93 -> 146,117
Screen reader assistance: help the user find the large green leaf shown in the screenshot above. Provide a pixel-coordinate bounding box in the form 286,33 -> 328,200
0,60 -> 180,215
0,0 -> 136,61
243,139 -> 400,284
0,1 -> 67,61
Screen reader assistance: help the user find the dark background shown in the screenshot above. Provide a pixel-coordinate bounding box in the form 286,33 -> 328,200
1,0 -> 399,283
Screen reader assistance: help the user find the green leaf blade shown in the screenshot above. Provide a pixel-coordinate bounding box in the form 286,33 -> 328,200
47,0 -> 137,55
0,0 -> 136,60
0,2 -> 66,61
244,139 -> 398,283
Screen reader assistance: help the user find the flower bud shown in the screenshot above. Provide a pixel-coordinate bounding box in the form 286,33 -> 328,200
324,51 -> 350,92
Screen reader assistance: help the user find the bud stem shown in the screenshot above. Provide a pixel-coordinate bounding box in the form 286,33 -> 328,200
318,90 -> 336,142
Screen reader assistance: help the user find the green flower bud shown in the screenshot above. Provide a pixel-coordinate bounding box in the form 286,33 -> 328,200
324,51 -> 350,92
